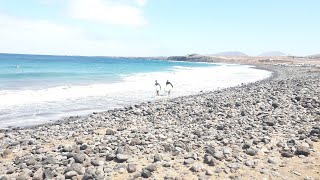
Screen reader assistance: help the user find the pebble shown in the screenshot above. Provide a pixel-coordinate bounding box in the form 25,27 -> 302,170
105,154 -> 116,161
65,163 -> 85,175
184,158 -> 195,165
116,154 -> 131,163
205,169 -> 213,176
190,164 -> 203,172
146,164 -> 157,172
6,166 -> 15,174
2,149 -> 12,157
127,163 -> 137,173
295,145 -> 310,156
73,153 -> 86,163
267,157 -> 278,164
141,169 -> 152,178
281,151 -> 294,158
91,159 -> 102,166
214,167 -> 222,173
42,156 -> 56,165
26,158 -> 36,166
44,169 -> 54,179
154,154 -> 162,162
65,170 -> 78,178
16,173 -> 29,180
203,155 -> 217,166
245,160 -> 255,167
32,169 -> 43,180
105,129 -> 115,135
213,151 -> 224,160
292,170 -> 301,176
163,162 -> 173,167
0,176 -> 8,180
246,149 -> 258,156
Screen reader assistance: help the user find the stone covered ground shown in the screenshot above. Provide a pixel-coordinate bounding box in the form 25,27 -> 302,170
0,66 -> 320,180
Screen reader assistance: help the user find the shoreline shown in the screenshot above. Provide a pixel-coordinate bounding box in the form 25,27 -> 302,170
1,63 -> 273,131
1,64 -> 320,179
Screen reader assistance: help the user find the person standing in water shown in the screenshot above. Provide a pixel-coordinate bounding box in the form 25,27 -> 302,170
165,80 -> 173,95
154,80 -> 161,96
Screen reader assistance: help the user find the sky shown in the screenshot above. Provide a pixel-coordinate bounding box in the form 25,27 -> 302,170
0,0 -> 319,56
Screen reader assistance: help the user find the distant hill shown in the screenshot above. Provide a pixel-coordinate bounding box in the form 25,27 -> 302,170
308,53 -> 320,58
258,51 -> 286,57
210,51 -> 248,57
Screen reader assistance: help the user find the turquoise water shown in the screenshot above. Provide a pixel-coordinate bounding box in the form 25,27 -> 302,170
0,53 -> 212,90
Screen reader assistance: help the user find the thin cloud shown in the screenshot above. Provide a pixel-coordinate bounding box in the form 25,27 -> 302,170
68,0 -> 147,26
135,0 -> 147,6
0,13 -> 156,56
0,13 -> 114,55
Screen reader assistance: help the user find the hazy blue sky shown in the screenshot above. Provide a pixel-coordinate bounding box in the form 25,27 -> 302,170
0,0 -> 319,56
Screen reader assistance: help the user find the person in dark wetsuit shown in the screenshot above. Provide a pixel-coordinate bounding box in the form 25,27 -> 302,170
154,80 -> 161,96
165,80 -> 173,95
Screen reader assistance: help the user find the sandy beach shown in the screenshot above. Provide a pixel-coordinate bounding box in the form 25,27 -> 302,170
0,64 -> 320,180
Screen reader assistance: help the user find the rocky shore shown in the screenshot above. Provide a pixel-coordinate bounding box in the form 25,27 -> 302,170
1,66 -> 320,180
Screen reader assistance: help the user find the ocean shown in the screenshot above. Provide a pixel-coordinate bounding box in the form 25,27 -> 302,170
0,53 -> 271,128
